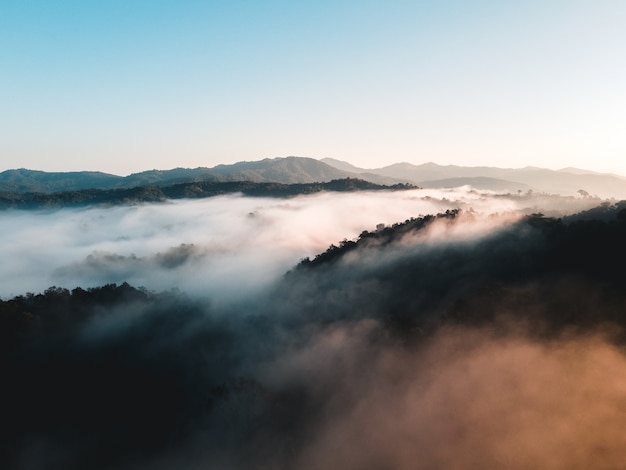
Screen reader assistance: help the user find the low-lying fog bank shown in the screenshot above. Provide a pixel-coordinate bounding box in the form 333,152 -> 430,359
0,188 -> 602,299
2,191 -> 624,470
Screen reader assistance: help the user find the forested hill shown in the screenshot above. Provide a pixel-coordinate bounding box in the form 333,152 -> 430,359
298,202 -> 626,268
0,157 -> 404,193
0,178 -> 415,210
3,202 -> 626,468
289,202 -> 626,332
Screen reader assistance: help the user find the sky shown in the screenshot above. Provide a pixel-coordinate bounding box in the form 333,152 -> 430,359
1,0 -> 625,176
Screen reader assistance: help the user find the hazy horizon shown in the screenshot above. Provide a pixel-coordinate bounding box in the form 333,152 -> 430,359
3,155 -> 626,179
2,1 -> 625,176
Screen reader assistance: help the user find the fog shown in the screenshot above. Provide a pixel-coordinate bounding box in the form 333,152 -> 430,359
0,187 -> 536,299
281,324 -> 626,470
2,189 -> 624,470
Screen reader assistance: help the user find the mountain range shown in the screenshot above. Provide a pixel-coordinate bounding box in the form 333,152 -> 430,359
2,156 -> 626,199
321,158 -> 626,198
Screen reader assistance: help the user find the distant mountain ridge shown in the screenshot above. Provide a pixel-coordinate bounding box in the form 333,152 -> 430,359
321,158 -> 626,199
557,167 -> 626,179
3,156 -> 626,198
0,169 -> 122,193
0,157 -> 402,193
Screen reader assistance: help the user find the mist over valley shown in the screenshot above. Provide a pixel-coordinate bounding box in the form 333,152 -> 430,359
5,0 -> 626,466
3,168 -> 626,469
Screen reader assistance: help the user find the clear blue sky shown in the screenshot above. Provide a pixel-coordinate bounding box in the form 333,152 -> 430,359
1,0 -> 625,175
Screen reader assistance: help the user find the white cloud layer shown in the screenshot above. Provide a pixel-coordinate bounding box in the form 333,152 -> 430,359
0,188 -> 598,299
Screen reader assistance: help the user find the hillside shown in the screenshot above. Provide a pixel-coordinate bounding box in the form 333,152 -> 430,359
0,157 -> 403,194
322,158 -> 626,198
5,156 -> 626,197
0,178 -> 415,210
0,169 -> 122,193
292,202 -> 626,330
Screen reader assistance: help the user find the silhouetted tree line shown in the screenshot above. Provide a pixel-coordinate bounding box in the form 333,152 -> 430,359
288,202 -> 626,335
0,283 -> 146,349
297,209 -> 460,268
0,179 -> 416,210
